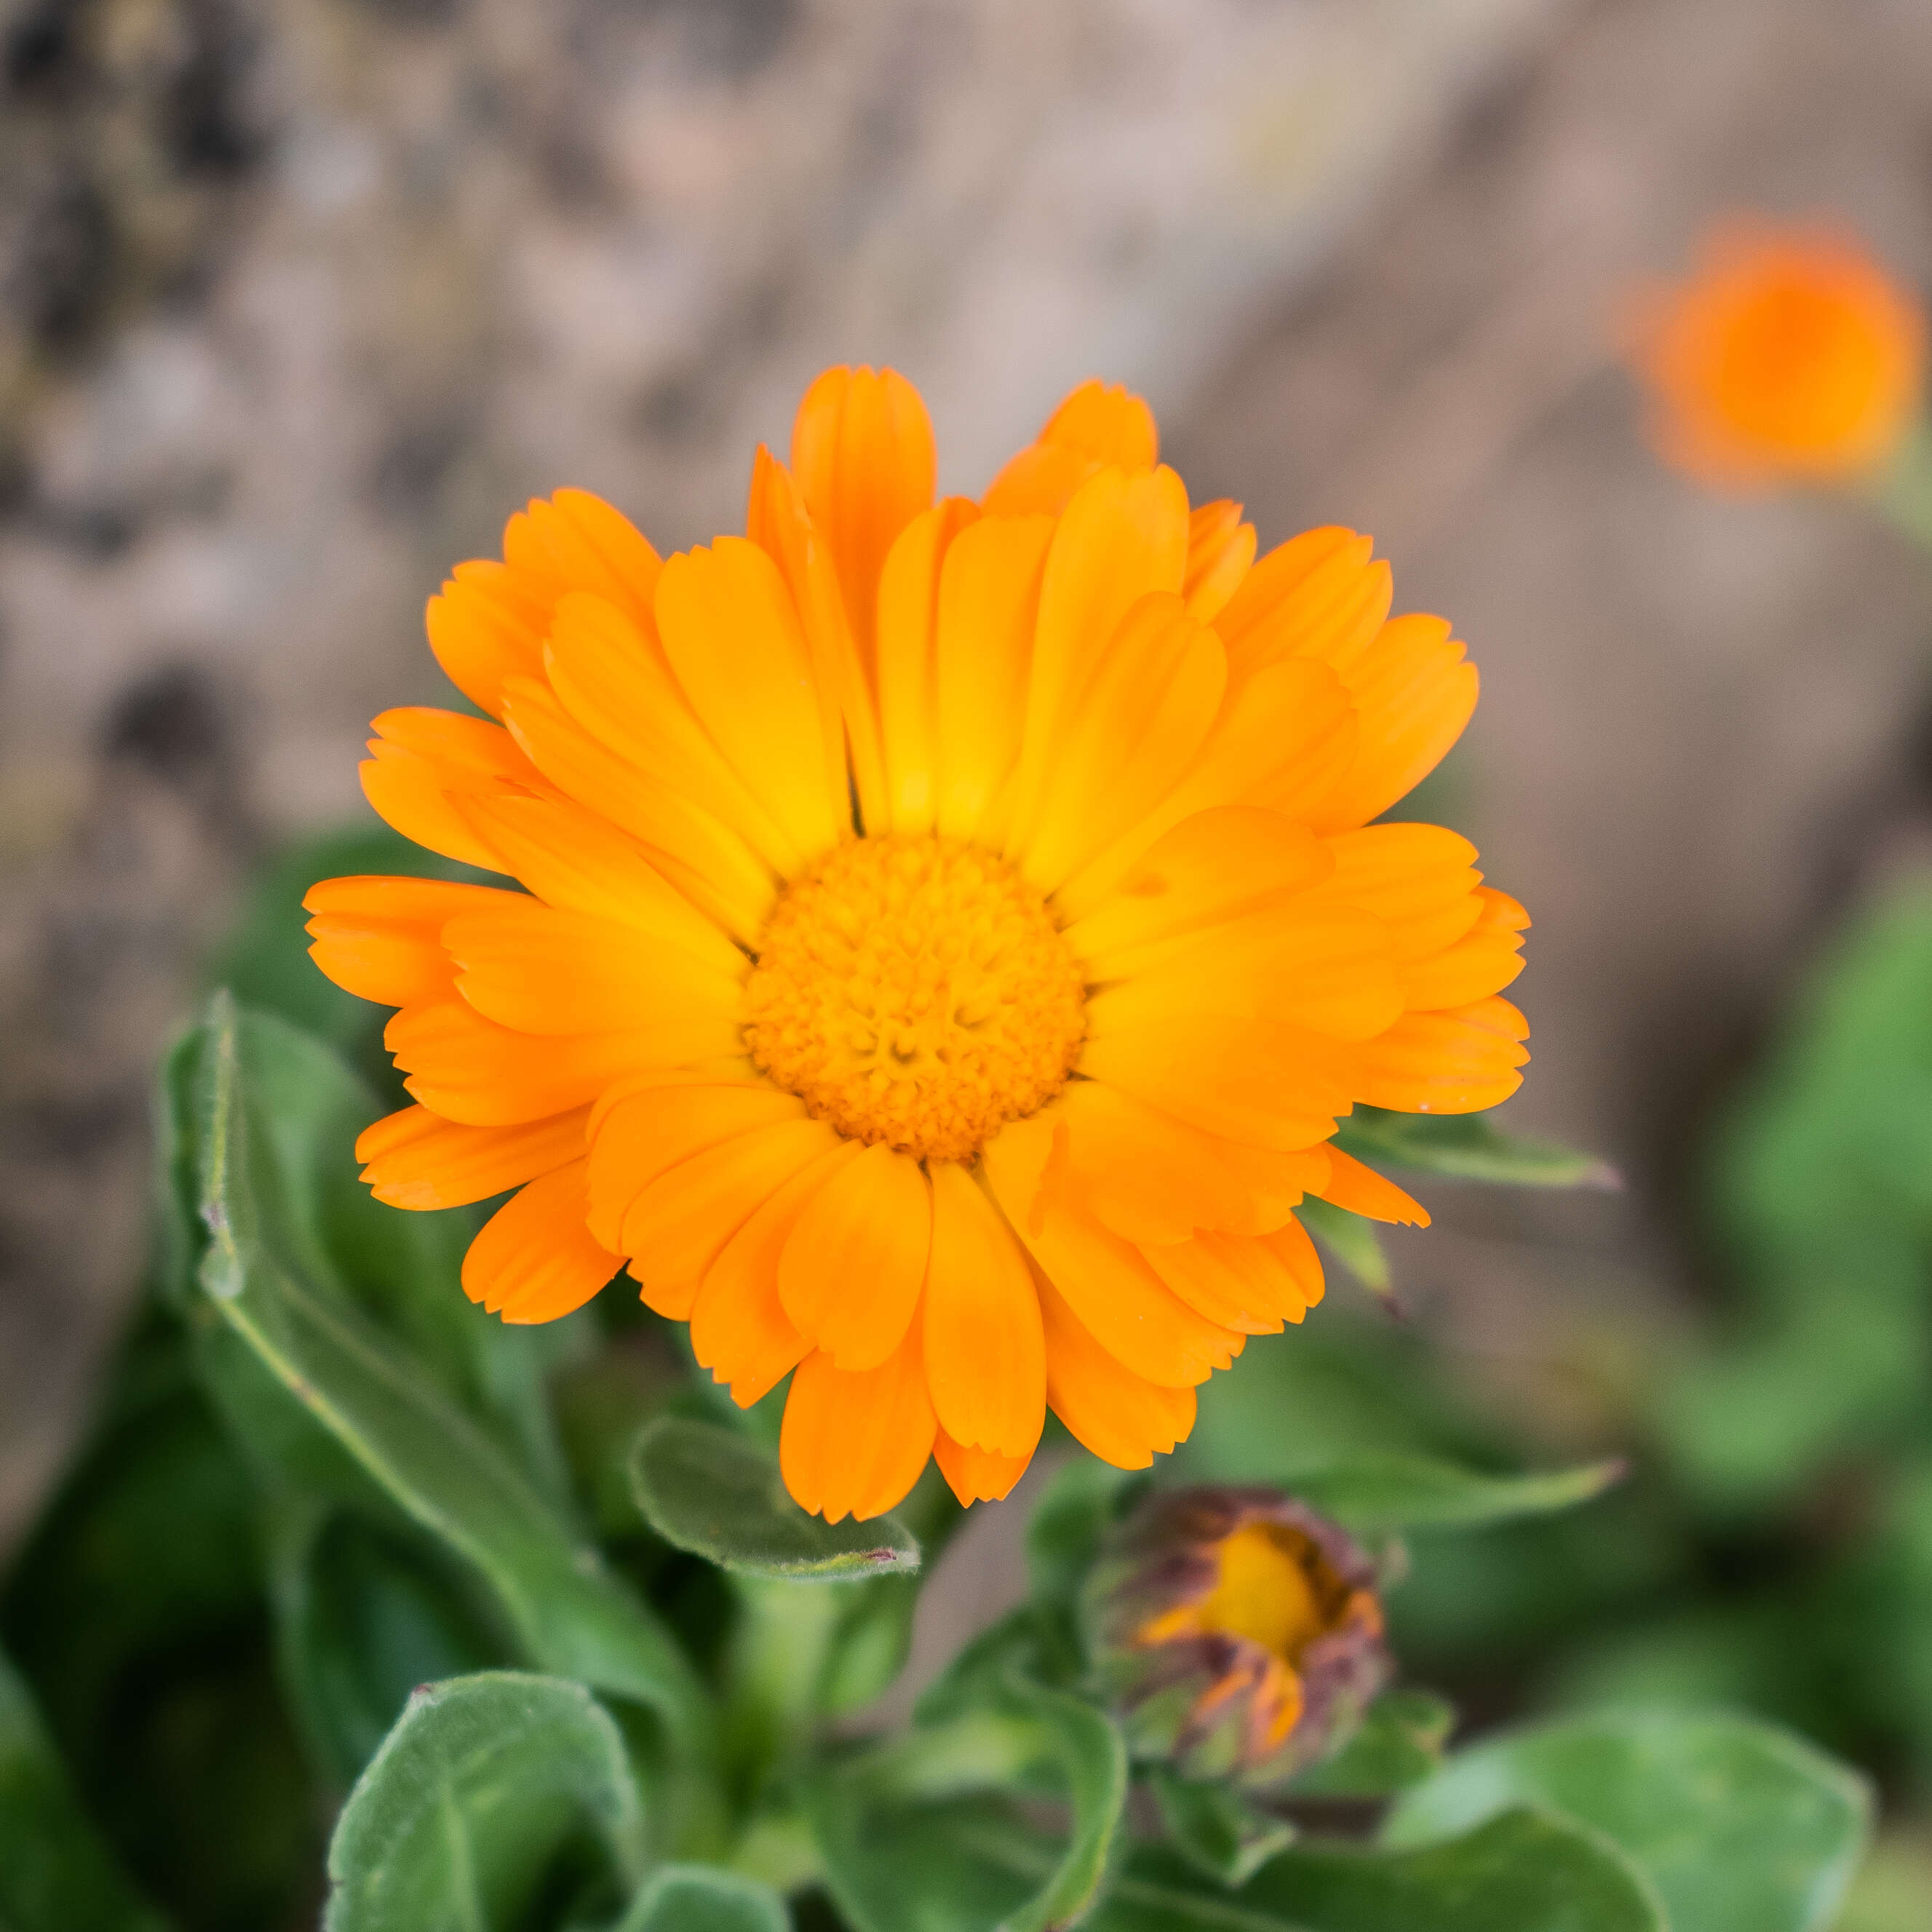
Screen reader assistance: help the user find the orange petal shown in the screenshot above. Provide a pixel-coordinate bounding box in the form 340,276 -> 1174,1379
501,674 -> 774,945
1357,996 -> 1529,1114
747,446 -> 884,832
982,1115 -> 1243,1389
982,380 -> 1158,516
451,791 -> 742,971
585,1078 -> 807,1252
1139,1227 -> 1316,1333
1055,658 -> 1358,921
357,1103 -> 589,1209
621,1118 -> 839,1318
386,999 -> 660,1126
1086,895 -> 1404,1046
934,1430 -> 1031,1506
461,1157 -> 621,1323
359,708 -> 548,873
1056,1083 -> 1253,1245
1312,1146 -> 1429,1226
780,1320 -> 937,1523
501,488 -> 661,635
1062,807 -> 1332,974
424,560 -> 549,719
690,1141 -> 862,1408
1306,824 -> 1485,963
875,497 -> 981,836
1307,615 -> 1478,833
1183,499 -> 1257,626
1037,1273 -> 1196,1471
1078,1015 -> 1359,1153
303,874 -> 512,1008
654,538 -> 847,868
1014,592 -> 1227,896
1003,464 -> 1191,852
442,899 -> 742,1039
1214,526 -> 1391,682
930,513 -> 1054,842
921,1163 -> 1045,1458
545,590 -> 806,877
778,1142 -> 933,1370
787,366 -> 938,671
1399,884 -> 1528,1010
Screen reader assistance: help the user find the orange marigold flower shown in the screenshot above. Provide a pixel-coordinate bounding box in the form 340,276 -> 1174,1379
306,367 -> 1530,1522
1084,1486 -> 1390,1786
1631,221 -> 1925,486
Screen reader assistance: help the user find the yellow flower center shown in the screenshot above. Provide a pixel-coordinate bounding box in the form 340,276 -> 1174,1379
1192,1524 -> 1333,1666
743,834 -> 1086,1164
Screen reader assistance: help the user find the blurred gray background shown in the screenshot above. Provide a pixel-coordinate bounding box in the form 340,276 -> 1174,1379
4,0 -> 1931,1550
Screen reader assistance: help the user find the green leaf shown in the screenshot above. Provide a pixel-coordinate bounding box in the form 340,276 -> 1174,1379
1150,1768 -> 1295,1887
809,1679 -> 1128,1932
1282,1452 -> 1626,1532
168,998 -> 718,1833
1091,1811 -> 1664,1931
325,1671 -> 644,1932
629,1418 -> 919,1581
615,1864 -> 790,1932
264,1495 -> 507,1787
1335,1107 -> 1617,1189
1287,1687 -> 1455,1798
0,1643 -> 170,1932
1384,1709 -> 1872,1932
1296,1198 -> 1391,1298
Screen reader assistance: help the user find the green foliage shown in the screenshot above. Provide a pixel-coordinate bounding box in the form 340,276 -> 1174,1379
1296,1196 -> 1392,1298
629,1418 -> 920,1581
1096,1813 -> 1663,1931
164,998 -> 715,1809
325,1672 -> 644,1931
1335,1105 -> 1617,1189
1289,1688 -> 1455,1798
806,1681 -> 1129,1932
1281,1453 -> 1628,1533
0,1643 -> 169,1932
1387,1709 -> 1872,1932
1149,1768 -> 1295,1885
615,1865 -> 791,1932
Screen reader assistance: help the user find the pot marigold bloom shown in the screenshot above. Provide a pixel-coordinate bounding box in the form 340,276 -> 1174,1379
305,367 -> 1530,1522
1084,1487 -> 1389,1786
1632,221 -> 1925,485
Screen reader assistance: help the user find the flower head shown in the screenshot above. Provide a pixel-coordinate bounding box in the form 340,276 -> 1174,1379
1631,221 -> 1925,486
306,367 -> 1530,1522
1084,1486 -> 1388,1786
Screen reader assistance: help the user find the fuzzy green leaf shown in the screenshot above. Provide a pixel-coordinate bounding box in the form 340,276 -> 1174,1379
1283,1452 -> 1626,1532
325,1671 -> 643,1932
1335,1107 -> 1616,1189
0,1645 -> 170,1932
1150,1768 -> 1295,1887
167,998 -> 717,1827
1288,1687 -> 1456,1798
628,1418 -> 919,1581
1386,1709 -> 1872,1932
1092,1810 -> 1663,1931
809,1679 -> 1128,1932
614,1864 -> 791,1932
1296,1198 -> 1391,1298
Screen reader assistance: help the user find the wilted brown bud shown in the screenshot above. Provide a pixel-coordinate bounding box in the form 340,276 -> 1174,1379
1081,1486 -> 1389,1788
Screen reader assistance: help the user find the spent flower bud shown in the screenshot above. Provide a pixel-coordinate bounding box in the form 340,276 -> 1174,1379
1082,1486 -> 1389,1788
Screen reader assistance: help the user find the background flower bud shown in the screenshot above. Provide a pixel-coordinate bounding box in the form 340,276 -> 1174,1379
1082,1486 -> 1390,1789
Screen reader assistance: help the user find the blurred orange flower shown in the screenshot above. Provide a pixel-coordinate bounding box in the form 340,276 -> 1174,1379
1632,223 -> 1925,487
